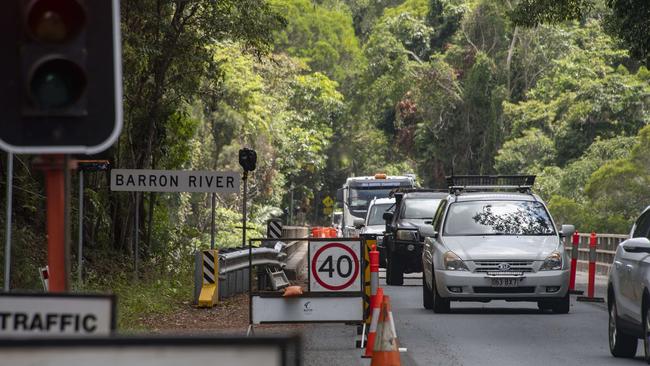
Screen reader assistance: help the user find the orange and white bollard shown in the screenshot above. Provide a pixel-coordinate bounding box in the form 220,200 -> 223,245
577,232 -> 604,303
568,231 -> 583,295
364,287 -> 384,358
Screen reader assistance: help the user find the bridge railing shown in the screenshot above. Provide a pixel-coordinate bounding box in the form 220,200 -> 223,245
566,233 -> 628,275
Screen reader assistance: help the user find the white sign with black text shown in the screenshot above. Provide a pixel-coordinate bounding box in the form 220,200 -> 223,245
0,294 -> 115,338
110,169 -> 240,193
309,240 -> 362,292
252,295 -> 363,324
0,337 -> 300,366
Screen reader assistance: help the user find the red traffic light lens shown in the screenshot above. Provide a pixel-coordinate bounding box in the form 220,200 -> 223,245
26,0 -> 86,43
29,58 -> 86,109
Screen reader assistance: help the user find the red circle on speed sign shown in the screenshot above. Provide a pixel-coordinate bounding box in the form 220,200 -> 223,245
311,242 -> 360,291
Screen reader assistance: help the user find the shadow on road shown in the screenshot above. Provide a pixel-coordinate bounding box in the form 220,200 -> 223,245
445,306 -> 549,315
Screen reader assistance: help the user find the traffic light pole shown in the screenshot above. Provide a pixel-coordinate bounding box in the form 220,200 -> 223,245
242,171 -> 248,249
42,155 -> 68,292
4,152 -> 13,292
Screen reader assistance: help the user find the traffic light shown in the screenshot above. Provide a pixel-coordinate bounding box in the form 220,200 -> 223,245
0,0 -> 122,154
239,148 -> 257,172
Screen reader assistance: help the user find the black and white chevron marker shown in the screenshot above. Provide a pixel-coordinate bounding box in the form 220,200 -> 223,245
202,250 -> 217,284
267,219 -> 283,239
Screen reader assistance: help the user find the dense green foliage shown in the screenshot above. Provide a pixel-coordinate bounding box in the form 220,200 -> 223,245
1,0 -> 649,324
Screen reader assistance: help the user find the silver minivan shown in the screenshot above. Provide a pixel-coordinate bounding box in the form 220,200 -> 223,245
420,176 -> 574,314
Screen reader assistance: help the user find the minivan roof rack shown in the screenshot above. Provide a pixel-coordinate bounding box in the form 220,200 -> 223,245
446,175 -> 536,195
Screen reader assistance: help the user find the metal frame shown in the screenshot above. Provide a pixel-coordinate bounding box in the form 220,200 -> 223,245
0,335 -> 302,366
248,238 -> 365,329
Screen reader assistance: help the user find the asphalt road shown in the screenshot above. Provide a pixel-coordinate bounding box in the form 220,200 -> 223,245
301,272 -> 646,366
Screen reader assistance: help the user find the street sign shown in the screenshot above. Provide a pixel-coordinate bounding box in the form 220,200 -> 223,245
309,240 -> 361,292
0,293 -> 115,338
267,219 -> 283,239
322,196 -> 334,207
110,169 -> 239,193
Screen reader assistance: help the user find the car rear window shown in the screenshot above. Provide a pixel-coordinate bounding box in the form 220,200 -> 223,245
367,203 -> 393,226
443,200 -> 555,236
403,198 -> 442,219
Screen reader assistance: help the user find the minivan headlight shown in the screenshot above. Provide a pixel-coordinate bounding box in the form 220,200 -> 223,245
443,251 -> 468,271
540,251 -> 562,271
396,230 -> 418,241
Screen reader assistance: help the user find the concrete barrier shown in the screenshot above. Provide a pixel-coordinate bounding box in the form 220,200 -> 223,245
282,226 -> 309,280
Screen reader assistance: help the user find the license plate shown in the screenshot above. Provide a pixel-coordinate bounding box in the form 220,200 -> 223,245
490,278 -> 520,287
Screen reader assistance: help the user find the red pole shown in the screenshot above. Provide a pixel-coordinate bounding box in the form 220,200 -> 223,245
569,231 -> 579,291
588,232 -> 597,298
44,155 -> 66,292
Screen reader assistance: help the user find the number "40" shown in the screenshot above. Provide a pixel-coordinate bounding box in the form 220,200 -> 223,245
318,255 -> 353,278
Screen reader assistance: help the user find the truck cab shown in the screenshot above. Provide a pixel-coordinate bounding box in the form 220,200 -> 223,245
336,173 -> 416,237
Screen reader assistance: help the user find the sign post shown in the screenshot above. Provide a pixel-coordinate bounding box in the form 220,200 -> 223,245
4,152 -> 13,292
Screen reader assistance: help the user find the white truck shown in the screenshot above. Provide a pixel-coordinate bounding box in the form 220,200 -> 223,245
336,173 -> 416,237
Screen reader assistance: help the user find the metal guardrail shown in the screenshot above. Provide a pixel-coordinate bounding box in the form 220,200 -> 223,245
566,233 -> 627,275
220,246 -> 287,274
194,243 -> 289,302
193,226 -> 310,303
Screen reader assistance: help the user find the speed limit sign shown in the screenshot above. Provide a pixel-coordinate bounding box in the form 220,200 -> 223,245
309,240 -> 362,292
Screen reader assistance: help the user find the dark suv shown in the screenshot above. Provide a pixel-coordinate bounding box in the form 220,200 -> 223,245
383,190 -> 447,285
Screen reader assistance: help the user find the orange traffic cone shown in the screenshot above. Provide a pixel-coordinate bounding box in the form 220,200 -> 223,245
370,296 -> 401,366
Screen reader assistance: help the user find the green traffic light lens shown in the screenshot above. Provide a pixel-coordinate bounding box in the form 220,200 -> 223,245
27,0 -> 86,43
30,58 -> 86,109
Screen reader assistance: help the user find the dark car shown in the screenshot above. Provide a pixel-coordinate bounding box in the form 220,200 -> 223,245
383,190 -> 447,285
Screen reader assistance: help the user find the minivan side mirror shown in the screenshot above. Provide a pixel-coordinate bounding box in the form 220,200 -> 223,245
382,211 -> 393,222
353,218 -> 365,229
560,224 -> 575,238
622,237 -> 650,253
419,226 -> 438,242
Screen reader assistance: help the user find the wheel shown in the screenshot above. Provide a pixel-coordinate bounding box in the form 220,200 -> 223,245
387,254 -> 404,286
643,301 -> 650,364
423,274 -> 433,309
609,300 -> 638,357
552,292 -> 570,314
432,274 -> 450,313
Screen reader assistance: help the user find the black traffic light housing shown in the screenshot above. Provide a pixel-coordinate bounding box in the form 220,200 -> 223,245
0,0 -> 122,154
239,148 -> 257,172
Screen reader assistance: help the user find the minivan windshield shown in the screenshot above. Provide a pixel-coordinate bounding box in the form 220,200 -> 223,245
367,203 -> 393,226
444,201 -> 555,236
403,199 -> 441,219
